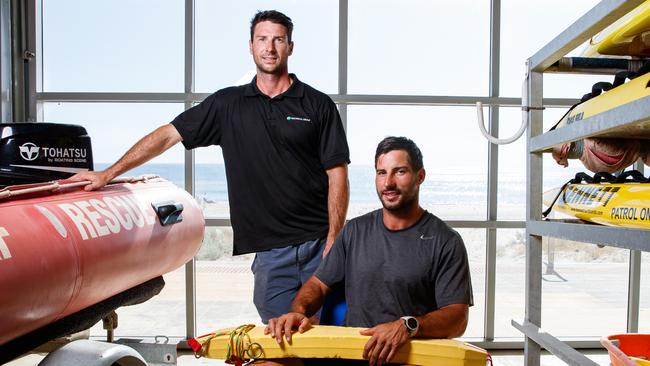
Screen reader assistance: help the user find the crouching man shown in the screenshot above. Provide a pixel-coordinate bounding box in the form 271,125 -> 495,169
264,136 -> 474,366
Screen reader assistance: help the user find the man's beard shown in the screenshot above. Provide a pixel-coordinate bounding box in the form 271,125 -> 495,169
378,188 -> 418,212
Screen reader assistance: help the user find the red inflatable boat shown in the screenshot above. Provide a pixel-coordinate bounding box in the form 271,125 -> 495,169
0,176 -> 205,357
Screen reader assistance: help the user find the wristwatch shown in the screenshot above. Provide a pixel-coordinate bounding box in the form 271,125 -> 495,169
400,316 -> 419,337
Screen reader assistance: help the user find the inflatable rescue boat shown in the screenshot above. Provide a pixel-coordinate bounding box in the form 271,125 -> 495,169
0,123 -> 205,363
189,325 -> 488,366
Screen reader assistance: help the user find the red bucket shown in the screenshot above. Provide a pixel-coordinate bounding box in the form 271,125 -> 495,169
601,334 -> 650,366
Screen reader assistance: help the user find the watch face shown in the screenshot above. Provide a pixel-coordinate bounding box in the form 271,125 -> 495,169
406,317 -> 418,329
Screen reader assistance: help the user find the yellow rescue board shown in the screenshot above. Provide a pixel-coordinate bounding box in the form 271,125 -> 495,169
583,0 -> 650,57
556,71 -> 650,129
544,182 -> 650,229
191,325 -> 488,366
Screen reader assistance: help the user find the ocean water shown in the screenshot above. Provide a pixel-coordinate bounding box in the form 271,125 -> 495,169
97,163 -> 574,210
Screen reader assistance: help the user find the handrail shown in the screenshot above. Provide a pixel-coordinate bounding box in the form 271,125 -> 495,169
0,175 -> 160,201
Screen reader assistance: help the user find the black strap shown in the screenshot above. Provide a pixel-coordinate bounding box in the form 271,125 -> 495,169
635,60 -> 650,78
613,71 -> 637,88
615,170 -> 648,183
581,81 -> 613,102
549,59 -> 650,132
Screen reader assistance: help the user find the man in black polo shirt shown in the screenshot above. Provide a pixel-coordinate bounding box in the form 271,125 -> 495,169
71,10 -> 350,323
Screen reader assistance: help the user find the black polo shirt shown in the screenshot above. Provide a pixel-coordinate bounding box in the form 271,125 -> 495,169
171,75 -> 350,255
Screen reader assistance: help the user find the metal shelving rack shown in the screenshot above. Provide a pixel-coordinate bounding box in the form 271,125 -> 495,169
514,0 -> 650,365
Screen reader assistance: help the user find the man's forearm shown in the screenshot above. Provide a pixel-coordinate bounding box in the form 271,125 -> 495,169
290,276 -> 331,317
415,303 -> 469,339
105,124 -> 182,180
325,164 -> 349,247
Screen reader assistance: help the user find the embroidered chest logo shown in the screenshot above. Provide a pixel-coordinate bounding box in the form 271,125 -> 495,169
286,116 -> 311,123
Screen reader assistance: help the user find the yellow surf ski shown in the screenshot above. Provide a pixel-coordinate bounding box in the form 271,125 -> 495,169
189,324 -> 488,366
583,0 -> 650,57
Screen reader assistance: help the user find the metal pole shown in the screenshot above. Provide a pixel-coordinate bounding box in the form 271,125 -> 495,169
524,61 -> 543,366
183,0 -> 197,342
338,0 -> 348,131
23,0 -> 35,121
484,0 -> 501,342
627,162 -> 643,333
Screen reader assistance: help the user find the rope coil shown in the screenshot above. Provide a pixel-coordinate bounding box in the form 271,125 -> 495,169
195,324 -> 264,366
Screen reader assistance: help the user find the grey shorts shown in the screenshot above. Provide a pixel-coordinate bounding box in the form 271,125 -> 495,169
252,237 -> 326,323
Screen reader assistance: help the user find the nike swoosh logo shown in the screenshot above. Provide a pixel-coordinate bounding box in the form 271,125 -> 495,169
420,234 -> 434,240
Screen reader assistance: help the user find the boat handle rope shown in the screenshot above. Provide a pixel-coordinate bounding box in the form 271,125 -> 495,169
0,175 -> 160,201
476,102 -> 528,144
542,170 -> 648,218
194,324 -> 264,366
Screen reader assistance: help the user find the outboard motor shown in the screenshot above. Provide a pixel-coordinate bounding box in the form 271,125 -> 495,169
0,123 -> 93,186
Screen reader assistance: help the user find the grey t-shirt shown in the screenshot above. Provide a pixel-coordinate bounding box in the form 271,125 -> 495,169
315,209 -> 473,328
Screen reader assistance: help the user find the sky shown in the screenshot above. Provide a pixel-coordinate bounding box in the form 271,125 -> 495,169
39,0 -> 605,177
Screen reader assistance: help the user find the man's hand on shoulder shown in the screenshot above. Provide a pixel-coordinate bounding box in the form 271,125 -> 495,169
359,319 -> 410,366
68,170 -> 111,191
264,312 -> 312,344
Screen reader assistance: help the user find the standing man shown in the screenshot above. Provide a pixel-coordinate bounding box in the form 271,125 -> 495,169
266,137 -> 473,366
71,10 -> 350,323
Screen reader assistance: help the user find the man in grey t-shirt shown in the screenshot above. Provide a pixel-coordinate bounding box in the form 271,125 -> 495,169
265,136 -> 473,366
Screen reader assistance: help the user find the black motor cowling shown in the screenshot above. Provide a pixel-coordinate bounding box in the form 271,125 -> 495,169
0,123 -> 93,186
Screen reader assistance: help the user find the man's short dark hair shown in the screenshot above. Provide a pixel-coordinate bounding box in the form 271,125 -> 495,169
250,10 -> 294,42
375,136 -> 424,171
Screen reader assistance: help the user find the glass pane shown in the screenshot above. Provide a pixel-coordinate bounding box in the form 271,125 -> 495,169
88,266 -> 187,338
42,0 -> 184,92
195,1 -> 338,94
500,0 -> 603,98
458,228 -> 486,339
196,227 -> 258,335
541,239 -> 628,336
496,107 -> 589,220
42,102 -> 185,186
195,147 -> 229,219
347,105 -> 488,220
348,0 -> 489,96
497,108 -> 526,221
495,229 -> 525,338
496,233 -> 629,338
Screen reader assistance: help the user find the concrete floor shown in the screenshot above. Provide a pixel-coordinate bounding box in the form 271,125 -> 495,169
6,349 -> 613,366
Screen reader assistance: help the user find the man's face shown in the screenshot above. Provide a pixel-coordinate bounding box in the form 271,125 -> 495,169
375,150 -> 424,212
249,21 -> 293,75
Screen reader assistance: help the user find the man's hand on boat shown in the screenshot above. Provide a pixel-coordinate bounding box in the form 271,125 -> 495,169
265,312 -> 312,344
360,320 -> 410,366
69,170 -> 112,191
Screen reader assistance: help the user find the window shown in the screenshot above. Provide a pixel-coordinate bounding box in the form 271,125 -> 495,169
500,0 -> 602,97
347,105 -> 488,220
348,0 -> 489,96
42,0 -> 184,92
195,0 -> 338,94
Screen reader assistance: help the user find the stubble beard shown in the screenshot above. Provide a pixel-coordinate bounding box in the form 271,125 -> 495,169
378,188 -> 418,213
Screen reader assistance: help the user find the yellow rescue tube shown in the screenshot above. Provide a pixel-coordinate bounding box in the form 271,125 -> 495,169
544,182 -> 650,229
556,71 -> 650,129
583,0 -> 650,57
189,325 -> 488,366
